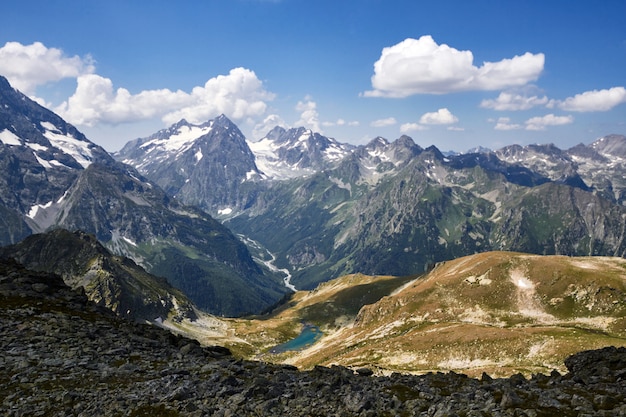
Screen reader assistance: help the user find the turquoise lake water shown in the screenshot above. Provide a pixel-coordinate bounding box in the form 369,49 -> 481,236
270,324 -> 323,353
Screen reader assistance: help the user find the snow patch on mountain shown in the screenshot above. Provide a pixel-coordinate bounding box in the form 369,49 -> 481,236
25,199 -> 63,232
0,129 -> 21,146
142,124 -> 213,153
27,201 -> 53,219
248,137 -> 315,179
195,149 -> 203,163
40,121 -> 93,168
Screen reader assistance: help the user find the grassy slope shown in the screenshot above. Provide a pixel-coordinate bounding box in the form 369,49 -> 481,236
173,251 -> 626,378
284,252 -> 626,377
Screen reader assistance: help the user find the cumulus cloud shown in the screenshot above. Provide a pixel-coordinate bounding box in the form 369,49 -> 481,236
419,108 -> 459,125
551,86 -> 626,112
163,68 -> 273,124
480,92 -> 549,111
363,36 -> 544,97
493,117 -> 523,130
56,68 -> 274,127
55,74 -> 189,125
294,96 -> 321,132
400,123 -> 427,133
525,114 -> 573,131
0,41 -> 95,95
370,117 -> 397,127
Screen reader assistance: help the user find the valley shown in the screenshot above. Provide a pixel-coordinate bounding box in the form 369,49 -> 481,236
1,73 -> 625,382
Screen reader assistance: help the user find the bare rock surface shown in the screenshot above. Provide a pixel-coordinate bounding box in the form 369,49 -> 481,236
1,258 -> 625,416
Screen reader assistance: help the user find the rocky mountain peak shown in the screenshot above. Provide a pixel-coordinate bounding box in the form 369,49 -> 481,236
248,125 -> 353,181
590,134 -> 626,158
395,134 -> 419,148
422,144 -> 445,160
264,125 -> 287,142
213,113 -> 236,128
364,136 -> 389,150
358,135 -> 422,171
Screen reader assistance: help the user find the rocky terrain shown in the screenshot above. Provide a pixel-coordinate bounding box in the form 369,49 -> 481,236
2,258 -> 626,416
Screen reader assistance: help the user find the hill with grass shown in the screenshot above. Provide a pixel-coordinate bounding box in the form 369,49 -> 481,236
227,252 -> 626,377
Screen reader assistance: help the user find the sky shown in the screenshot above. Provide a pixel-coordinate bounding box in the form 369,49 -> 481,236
1,0 -> 625,152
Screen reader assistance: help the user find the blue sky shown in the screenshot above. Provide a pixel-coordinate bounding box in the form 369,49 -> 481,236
2,0 -> 625,152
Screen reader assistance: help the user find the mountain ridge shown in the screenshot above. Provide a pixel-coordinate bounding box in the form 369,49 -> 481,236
0,228 -> 198,322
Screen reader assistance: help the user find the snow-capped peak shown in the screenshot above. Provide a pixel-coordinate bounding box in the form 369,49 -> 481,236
248,126 -> 353,180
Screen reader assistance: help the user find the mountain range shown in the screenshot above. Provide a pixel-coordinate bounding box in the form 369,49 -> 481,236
118,113 -> 626,291
1,73 -> 626,383
0,75 -> 287,317
2,72 -> 626,318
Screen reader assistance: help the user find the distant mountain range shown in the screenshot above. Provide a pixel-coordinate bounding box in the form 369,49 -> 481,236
116,111 -> 626,291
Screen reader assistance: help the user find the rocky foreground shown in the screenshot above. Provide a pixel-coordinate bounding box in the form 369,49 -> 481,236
1,258 -> 625,416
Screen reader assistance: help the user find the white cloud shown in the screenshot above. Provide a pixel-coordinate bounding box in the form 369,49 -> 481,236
480,92 -> 548,111
0,41 -> 95,95
493,117 -> 523,130
400,123 -> 427,133
363,36 -> 544,97
419,108 -> 459,125
525,114 -> 573,131
447,126 -> 465,131
55,74 -> 189,126
370,117 -> 397,127
295,96 -> 321,132
163,68 -> 274,125
56,68 -> 274,127
552,87 -> 626,112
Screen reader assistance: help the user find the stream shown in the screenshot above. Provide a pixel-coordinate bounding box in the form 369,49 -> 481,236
259,251 -> 296,292
238,235 -> 296,292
